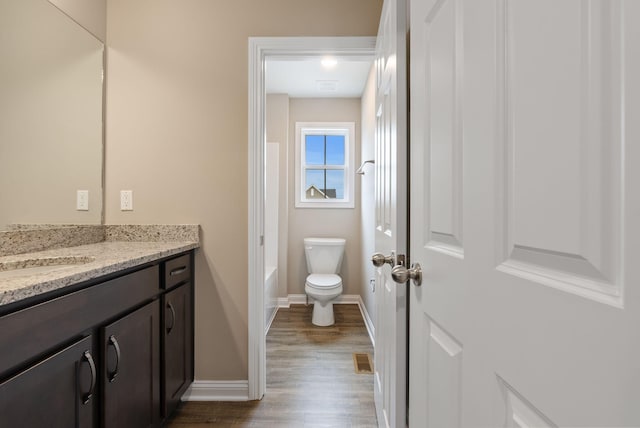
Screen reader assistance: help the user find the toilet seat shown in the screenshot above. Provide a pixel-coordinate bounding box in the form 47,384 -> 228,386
306,273 -> 342,289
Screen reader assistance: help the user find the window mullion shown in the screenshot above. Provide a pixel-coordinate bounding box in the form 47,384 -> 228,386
323,135 -> 327,196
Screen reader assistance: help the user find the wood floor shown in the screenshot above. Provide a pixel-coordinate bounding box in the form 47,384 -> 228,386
167,304 -> 377,427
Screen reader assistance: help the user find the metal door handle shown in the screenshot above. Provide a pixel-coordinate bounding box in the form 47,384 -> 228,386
371,253 -> 395,267
391,263 -> 422,286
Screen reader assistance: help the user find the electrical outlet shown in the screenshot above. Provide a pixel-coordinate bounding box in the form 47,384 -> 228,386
120,190 -> 133,211
76,190 -> 89,211
369,278 -> 376,292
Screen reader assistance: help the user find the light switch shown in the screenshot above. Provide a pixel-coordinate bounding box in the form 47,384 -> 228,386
120,190 -> 133,211
77,190 -> 89,211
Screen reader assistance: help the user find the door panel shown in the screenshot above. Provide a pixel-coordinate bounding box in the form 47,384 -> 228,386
426,0 -> 463,251
0,335 -> 95,428
409,0 -> 639,426
373,0 -> 407,427
496,0 -> 624,306
102,301 -> 160,428
163,283 -> 193,417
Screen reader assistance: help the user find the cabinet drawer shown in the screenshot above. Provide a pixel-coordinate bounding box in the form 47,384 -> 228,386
0,265 -> 159,378
164,254 -> 191,289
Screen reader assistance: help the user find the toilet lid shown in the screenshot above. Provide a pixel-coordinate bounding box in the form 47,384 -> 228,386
306,274 -> 342,288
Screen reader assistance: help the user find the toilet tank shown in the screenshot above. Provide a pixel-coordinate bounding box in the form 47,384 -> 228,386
304,238 -> 346,274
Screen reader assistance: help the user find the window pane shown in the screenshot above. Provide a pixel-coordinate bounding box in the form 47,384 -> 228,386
304,169 -> 344,200
326,169 -> 345,199
305,169 -> 325,199
325,135 -> 345,165
305,135 -> 325,165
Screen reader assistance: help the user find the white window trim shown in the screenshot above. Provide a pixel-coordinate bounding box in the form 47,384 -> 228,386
295,121 -> 355,209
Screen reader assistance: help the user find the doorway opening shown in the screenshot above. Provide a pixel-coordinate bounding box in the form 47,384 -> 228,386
248,37 -> 376,400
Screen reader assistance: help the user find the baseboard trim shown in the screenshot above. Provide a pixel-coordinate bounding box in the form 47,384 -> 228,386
265,307 -> 278,334
275,294 -> 375,346
277,296 -> 293,308
182,380 -> 249,401
286,294 -> 308,305
356,295 -> 375,347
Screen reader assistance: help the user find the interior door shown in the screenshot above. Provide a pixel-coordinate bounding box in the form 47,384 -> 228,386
373,0 -> 408,427
408,0 -> 640,426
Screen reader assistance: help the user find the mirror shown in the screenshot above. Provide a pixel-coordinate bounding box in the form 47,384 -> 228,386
0,0 -> 104,230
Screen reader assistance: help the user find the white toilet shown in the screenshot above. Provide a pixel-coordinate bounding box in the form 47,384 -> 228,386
304,237 -> 345,326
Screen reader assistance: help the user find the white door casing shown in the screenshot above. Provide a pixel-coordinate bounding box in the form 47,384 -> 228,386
409,0 -> 640,426
373,0 -> 408,427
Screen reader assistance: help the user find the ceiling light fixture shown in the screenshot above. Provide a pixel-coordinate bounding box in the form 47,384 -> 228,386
321,57 -> 338,68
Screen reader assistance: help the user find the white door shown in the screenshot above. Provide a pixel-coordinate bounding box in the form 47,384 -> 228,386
373,0 -> 408,427
408,0 -> 640,426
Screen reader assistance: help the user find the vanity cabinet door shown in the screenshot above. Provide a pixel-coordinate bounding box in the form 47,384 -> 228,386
102,300 -> 160,428
162,282 -> 193,417
0,335 -> 96,428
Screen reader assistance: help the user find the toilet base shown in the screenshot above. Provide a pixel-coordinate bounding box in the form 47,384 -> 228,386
311,300 -> 335,326
305,280 -> 342,327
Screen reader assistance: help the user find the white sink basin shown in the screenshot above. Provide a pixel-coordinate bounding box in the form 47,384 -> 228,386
0,256 -> 95,280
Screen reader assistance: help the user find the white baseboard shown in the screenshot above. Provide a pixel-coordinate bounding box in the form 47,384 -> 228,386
182,380 -> 249,401
275,294 -> 375,347
277,296 -> 293,307
265,307 -> 278,334
283,294 -> 307,306
356,295 -> 375,347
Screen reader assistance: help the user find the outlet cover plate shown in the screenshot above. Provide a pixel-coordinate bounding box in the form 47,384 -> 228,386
120,190 -> 133,211
77,190 -> 89,211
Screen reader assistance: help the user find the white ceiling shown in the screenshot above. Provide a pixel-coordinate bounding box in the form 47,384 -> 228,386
265,57 -> 374,98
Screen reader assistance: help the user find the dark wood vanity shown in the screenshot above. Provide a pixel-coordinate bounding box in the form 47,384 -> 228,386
0,250 -> 194,428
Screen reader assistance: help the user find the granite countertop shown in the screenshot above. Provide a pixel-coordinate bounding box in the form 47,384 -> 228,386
0,237 -> 198,307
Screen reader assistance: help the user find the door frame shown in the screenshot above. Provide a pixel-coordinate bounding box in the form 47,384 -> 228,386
247,36 -> 377,400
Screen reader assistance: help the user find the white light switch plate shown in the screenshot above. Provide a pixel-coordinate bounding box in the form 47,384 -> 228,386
77,190 -> 89,211
120,190 -> 133,211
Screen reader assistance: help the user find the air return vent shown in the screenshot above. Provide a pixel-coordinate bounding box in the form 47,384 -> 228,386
316,80 -> 338,92
353,353 -> 373,374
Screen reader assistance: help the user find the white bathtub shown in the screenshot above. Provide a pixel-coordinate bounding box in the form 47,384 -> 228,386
265,266 -> 278,333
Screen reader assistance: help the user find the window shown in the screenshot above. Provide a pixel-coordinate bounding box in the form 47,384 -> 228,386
295,122 -> 355,208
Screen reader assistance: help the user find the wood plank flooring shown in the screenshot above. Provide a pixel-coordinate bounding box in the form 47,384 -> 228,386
167,304 -> 377,427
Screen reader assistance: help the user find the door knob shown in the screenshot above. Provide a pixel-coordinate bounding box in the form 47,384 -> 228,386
391,263 -> 422,286
371,253 -> 395,267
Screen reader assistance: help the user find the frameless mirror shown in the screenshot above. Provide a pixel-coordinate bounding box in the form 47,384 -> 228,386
0,0 -> 104,230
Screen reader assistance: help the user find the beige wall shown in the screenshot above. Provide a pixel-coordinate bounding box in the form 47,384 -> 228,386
266,94 -> 290,298
105,0 -> 382,381
287,98 -> 362,296
360,66 -> 377,322
49,0 -> 106,41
